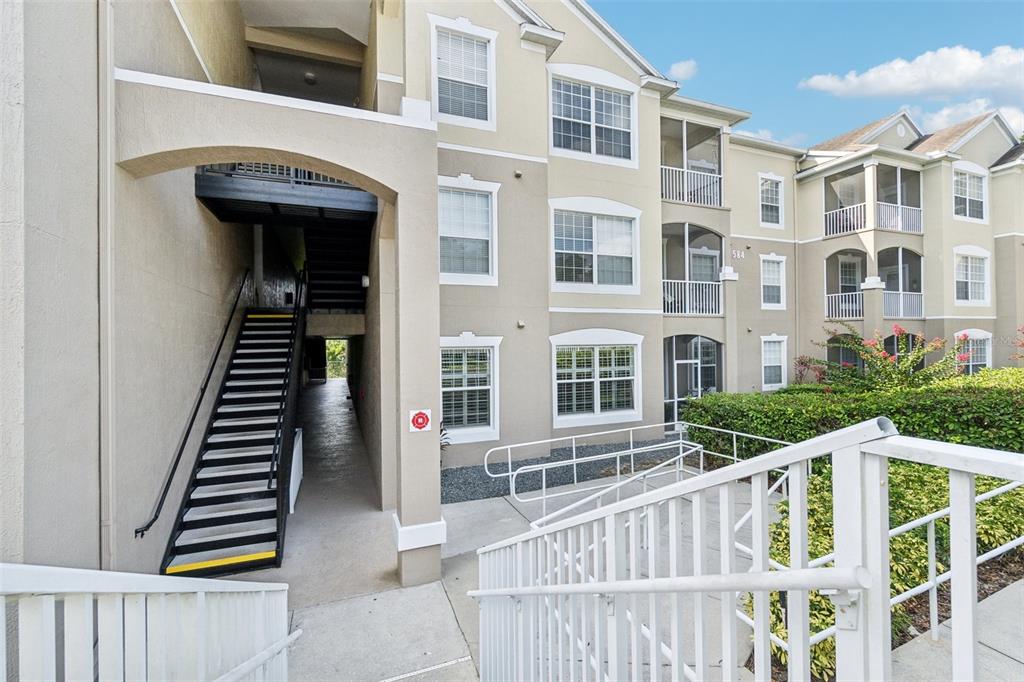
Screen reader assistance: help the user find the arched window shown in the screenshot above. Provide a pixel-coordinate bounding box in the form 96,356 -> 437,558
955,328 -> 992,375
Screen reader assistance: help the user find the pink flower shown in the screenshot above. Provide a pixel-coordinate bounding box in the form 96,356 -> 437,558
862,339 -> 878,347
879,351 -> 890,359
892,324 -> 907,336
841,361 -> 853,368
957,333 -> 969,342
889,355 -> 897,363
957,353 -> 971,362
823,386 -> 833,393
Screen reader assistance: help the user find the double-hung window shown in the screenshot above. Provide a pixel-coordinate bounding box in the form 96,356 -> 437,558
551,330 -> 643,428
761,336 -> 787,390
959,335 -> 991,375
759,174 -> 783,227
440,334 -> 501,443
553,210 -> 635,289
954,251 -> 988,304
953,170 -> 985,220
552,76 -> 633,161
760,255 -> 785,310
438,175 -> 499,286
430,16 -> 496,129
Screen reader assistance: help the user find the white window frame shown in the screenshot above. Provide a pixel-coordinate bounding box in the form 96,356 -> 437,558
547,64 -> 640,169
428,14 -> 497,131
952,245 -> 991,306
440,333 -> 502,443
760,334 -> 788,391
438,173 -> 500,286
549,197 -> 642,295
955,328 -> 992,375
758,172 -> 785,229
759,253 -> 787,310
951,160 -> 988,224
550,328 -> 643,429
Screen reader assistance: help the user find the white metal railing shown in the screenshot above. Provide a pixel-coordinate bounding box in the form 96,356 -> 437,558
472,418 -> 1024,682
824,203 -> 867,236
877,202 -> 924,234
200,162 -> 349,189
883,290 -> 924,319
660,166 -> 722,207
662,279 -> 722,315
2,563 -> 299,681
826,291 -> 864,319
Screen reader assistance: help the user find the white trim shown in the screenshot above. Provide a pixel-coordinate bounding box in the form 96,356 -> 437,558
549,328 -> 644,429
730,233 -> 797,244
951,160 -> 989,225
549,307 -> 661,315
168,0 -> 212,83
438,173 -> 501,287
547,64 -> 640,170
759,253 -> 787,311
757,172 -> 785,229
862,112 -> 923,145
428,14 -> 498,132
520,40 -> 548,54
954,328 -> 993,373
994,232 -> 1024,239
952,245 -> 991,306
438,141 -> 548,164
926,315 -> 997,320
113,69 -> 437,131
377,72 -> 404,84
949,112 -> 1019,152
440,333 -> 502,444
392,515 -> 447,551
760,334 -> 788,391
550,197 -> 642,295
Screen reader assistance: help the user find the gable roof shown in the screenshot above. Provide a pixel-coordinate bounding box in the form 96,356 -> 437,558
992,141 -> 1024,168
811,113 -> 903,152
551,0 -> 668,80
906,112 -> 992,154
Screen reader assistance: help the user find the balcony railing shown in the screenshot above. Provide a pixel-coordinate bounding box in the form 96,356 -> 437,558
884,291 -> 924,319
200,162 -> 350,189
824,203 -> 866,237
663,280 -> 722,316
826,292 -> 863,319
661,166 -> 722,207
877,202 -> 923,234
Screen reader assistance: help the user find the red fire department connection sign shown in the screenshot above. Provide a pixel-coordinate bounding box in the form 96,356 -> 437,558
409,409 -> 432,432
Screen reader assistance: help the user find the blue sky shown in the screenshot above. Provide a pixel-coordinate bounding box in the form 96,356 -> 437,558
589,0 -> 1024,146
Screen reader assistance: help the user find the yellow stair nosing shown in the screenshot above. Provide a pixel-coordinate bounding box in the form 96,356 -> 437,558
165,550 -> 276,575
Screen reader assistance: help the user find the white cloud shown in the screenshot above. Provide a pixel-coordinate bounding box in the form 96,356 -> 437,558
668,59 -> 698,82
907,98 -> 1024,136
800,45 -> 1024,101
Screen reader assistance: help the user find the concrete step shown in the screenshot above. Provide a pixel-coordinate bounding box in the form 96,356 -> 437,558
175,521 -> 278,549
165,541 -> 277,573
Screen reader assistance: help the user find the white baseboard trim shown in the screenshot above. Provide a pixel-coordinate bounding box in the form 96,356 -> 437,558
392,514 -> 447,551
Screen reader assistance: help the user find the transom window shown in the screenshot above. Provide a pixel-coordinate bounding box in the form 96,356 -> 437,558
953,170 -> 985,220
759,176 -> 782,226
954,254 -> 988,303
555,345 -> 635,416
552,77 -> 632,160
760,256 -> 785,309
761,337 -> 787,390
436,29 -> 490,121
554,210 -> 634,287
441,347 -> 492,429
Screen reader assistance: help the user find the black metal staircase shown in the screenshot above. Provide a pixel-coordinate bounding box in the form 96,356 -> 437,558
161,277 -> 305,577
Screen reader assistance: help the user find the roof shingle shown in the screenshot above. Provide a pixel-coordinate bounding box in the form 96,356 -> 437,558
906,113 -> 993,154
991,141 -> 1024,168
811,114 -> 899,152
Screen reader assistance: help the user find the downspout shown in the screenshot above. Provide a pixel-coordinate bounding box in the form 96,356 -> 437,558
793,155 -> 802,359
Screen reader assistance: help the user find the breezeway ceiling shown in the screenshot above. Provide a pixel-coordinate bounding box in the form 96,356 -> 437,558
239,0 -> 371,46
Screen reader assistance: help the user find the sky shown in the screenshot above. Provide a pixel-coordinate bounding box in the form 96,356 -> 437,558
588,0 -> 1024,147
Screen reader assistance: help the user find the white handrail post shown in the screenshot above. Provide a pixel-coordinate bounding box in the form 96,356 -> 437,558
949,470 -> 977,681
863,452 -> 891,681
832,445 -> 868,681
719,483 -> 737,682
604,514 -> 628,681
18,595 -> 56,681
516,542 -> 529,680
927,520 -> 939,640
750,472 -> 771,681
786,460 -> 810,682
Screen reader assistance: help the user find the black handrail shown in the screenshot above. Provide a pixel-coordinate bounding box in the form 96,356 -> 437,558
135,269 -> 252,538
267,269 -> 305,488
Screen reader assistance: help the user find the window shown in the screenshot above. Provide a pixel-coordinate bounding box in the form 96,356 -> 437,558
839,258 -> 861,293
548,65 -> 638,166
438,174 -> 499,286
429,16 -> 496,130
759,173 -> 783,228
551,198 -> 640,294
953,170 -> 985,220
440,334 -> 501,443
760,254 -> 786,310
956,329 -> 992,376
761,335 -> 787,390
551,329 -> 643,428
954,248 -> 989,305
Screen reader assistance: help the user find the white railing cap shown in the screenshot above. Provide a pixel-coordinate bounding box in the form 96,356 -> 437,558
1,563 -> 290,595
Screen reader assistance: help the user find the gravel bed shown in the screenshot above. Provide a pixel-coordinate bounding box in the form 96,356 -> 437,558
441,437 -> 689,504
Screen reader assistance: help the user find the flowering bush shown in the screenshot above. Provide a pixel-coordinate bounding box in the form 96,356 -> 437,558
812,321 -> 966,391
1013,325 -> 1024,361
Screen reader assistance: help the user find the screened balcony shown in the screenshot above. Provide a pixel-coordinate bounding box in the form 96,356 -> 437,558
879,247 -> 924,319
824,167 -> 867,236
824,249 -> 867,319
662,224 -> 723,316
663,335 -> 723,421
660,119 -> 722,207
876,165 -> 923,234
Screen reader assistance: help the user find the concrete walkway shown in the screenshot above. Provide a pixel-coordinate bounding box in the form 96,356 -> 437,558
892,579 -> 1024,680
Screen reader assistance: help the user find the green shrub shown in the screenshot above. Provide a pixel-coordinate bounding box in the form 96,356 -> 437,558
681,368 -> 1024,680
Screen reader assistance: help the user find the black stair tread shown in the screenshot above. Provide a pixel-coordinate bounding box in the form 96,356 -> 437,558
165,542 -> 278,573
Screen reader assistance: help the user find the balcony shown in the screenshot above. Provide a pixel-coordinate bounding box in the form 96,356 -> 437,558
663,280 -> 722,315
823,163 -> 923,237
824,203 -> 866,237
660,166 -> 722,207
883,291 -> 924,319
826,292 -> 864,320
660,117 -> 723,208
880,246 -> 924,319
877,203 -> 923,234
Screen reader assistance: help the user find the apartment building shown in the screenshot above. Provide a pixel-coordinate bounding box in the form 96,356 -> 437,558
3,0 -> 1021,589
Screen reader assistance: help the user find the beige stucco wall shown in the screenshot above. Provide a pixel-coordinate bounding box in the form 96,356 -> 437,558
114,0 -> 207,82
175,0 -> 255,88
